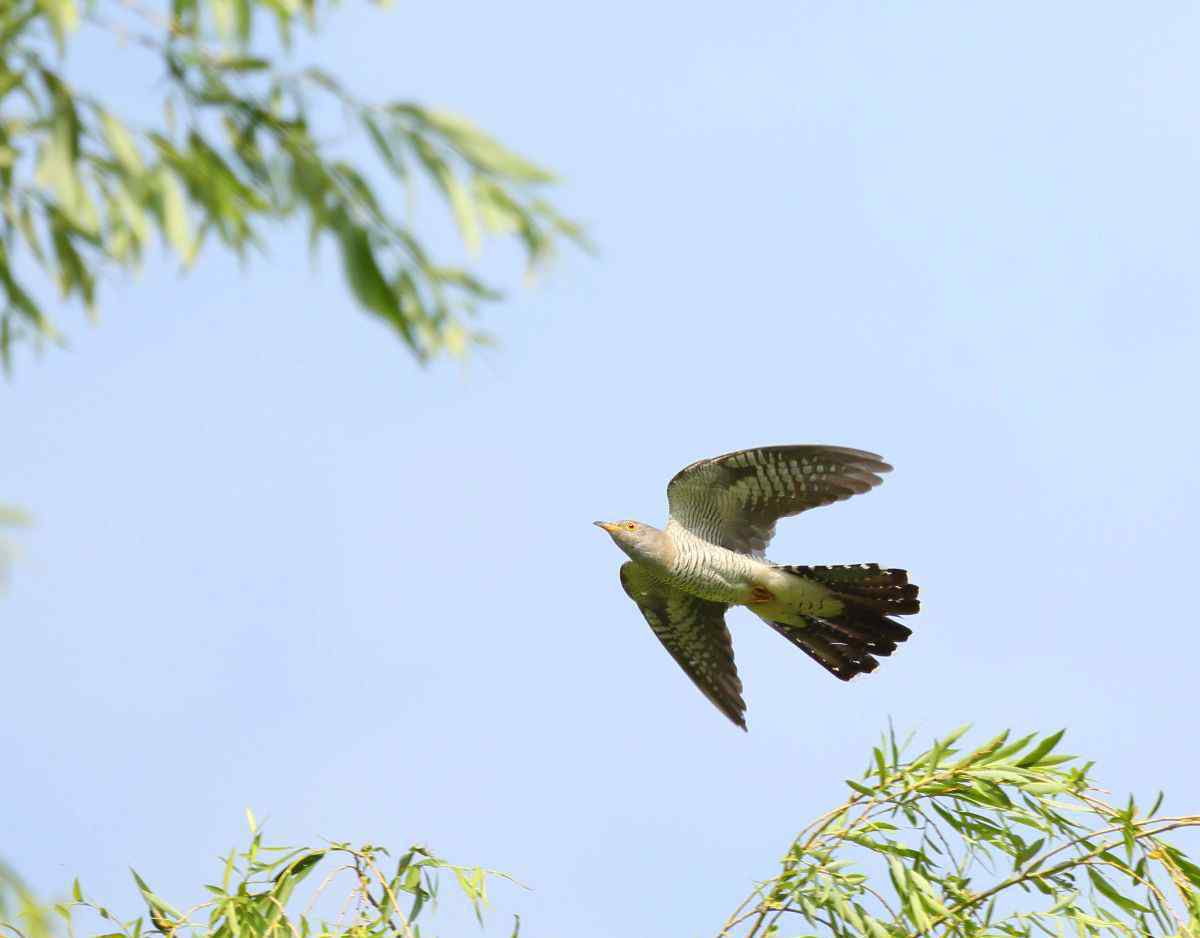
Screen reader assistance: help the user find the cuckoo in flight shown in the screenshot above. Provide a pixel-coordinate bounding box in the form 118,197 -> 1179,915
595,445 -> 919,730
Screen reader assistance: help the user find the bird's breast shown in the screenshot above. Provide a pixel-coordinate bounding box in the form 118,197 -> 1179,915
664,527 -> 761,603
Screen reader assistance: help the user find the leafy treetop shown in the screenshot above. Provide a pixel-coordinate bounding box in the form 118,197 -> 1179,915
0,0 -> 587,371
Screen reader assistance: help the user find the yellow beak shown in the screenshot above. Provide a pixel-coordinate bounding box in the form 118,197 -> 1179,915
593,521 -> 619,533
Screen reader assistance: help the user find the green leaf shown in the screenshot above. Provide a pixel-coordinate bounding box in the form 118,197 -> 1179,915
1014,836 -> 1045,868
886,855 -> 909,896
16,206 -> 46,266
0,504 -> 31,526
271,851 -> 324,905
951,730 -> 1009,770
339,226 -> 389,310
915,723 -> 972,770
1087,867 -> 1151,914
362,114 -> 406,178
988,731 -> 1039,764
474,177 -> 521,235
1047,890 -> 1080,914
337,222 -> 413,345
1164,847 -> 1200,888
864,915 -> 891,938
211,0 -> 236,39
873,746 -> 888,781
440,320 -> 468,358
422,109 -> 555,182
0,320 -> 11,377
1122,823 -> 1136,863
111,184 -> 152,248
100,111 -> 144,174
51,223 -> 95,310
408,134 -> 480,253
1017,729 -> 1067,767
159,170 -> 196,265
1032,754 -> 1076,767
222,848 -> 237,892
37,0 -> 79,43
217,57 -> 271,72
0,247 -> 52,332
302,67 -> 345,97
1022,781 -> 1069,795
36,99 -> 97,234
130,869 -> 183,924
969,778 -> 1012,807
0,70 -> 24,103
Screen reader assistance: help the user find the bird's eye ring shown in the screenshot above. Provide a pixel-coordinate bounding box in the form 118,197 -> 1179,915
625,522 -> 637,531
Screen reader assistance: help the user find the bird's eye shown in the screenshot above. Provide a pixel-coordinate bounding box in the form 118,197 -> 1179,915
625,522 -> 637,531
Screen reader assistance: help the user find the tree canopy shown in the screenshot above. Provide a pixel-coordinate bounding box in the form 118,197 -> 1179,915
4,728 -> 1199,938
719,727 -> 1200,938
0,0 -> 585,371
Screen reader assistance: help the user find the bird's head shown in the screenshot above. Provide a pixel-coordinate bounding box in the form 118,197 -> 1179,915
593,519 -> 667,563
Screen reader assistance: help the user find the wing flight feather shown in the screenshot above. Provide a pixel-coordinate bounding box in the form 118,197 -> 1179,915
666,445 -> 892,555
619,561 -> 745,729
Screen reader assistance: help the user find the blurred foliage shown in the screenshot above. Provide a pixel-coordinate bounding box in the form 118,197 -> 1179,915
719,727 -> 1200,938
0,0 -> 587,371
0,814 -> 523,938
0,504 -> 30,589
0,861 -> 54,938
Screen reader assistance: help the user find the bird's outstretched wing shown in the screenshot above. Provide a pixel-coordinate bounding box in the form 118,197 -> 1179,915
619,561 -> 745,729
666,445 -> 892,556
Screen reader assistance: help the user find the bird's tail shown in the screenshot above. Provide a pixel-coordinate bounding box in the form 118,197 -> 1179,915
768,564 -> 919,681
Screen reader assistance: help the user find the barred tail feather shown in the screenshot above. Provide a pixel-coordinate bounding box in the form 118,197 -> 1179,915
776,563 -> 920,615
771,563 -> 919,681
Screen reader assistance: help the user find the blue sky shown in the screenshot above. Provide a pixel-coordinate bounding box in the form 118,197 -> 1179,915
4,2 -> 1200,935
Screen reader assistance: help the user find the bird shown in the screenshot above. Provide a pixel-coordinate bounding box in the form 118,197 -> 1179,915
594,444 -> 919,730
